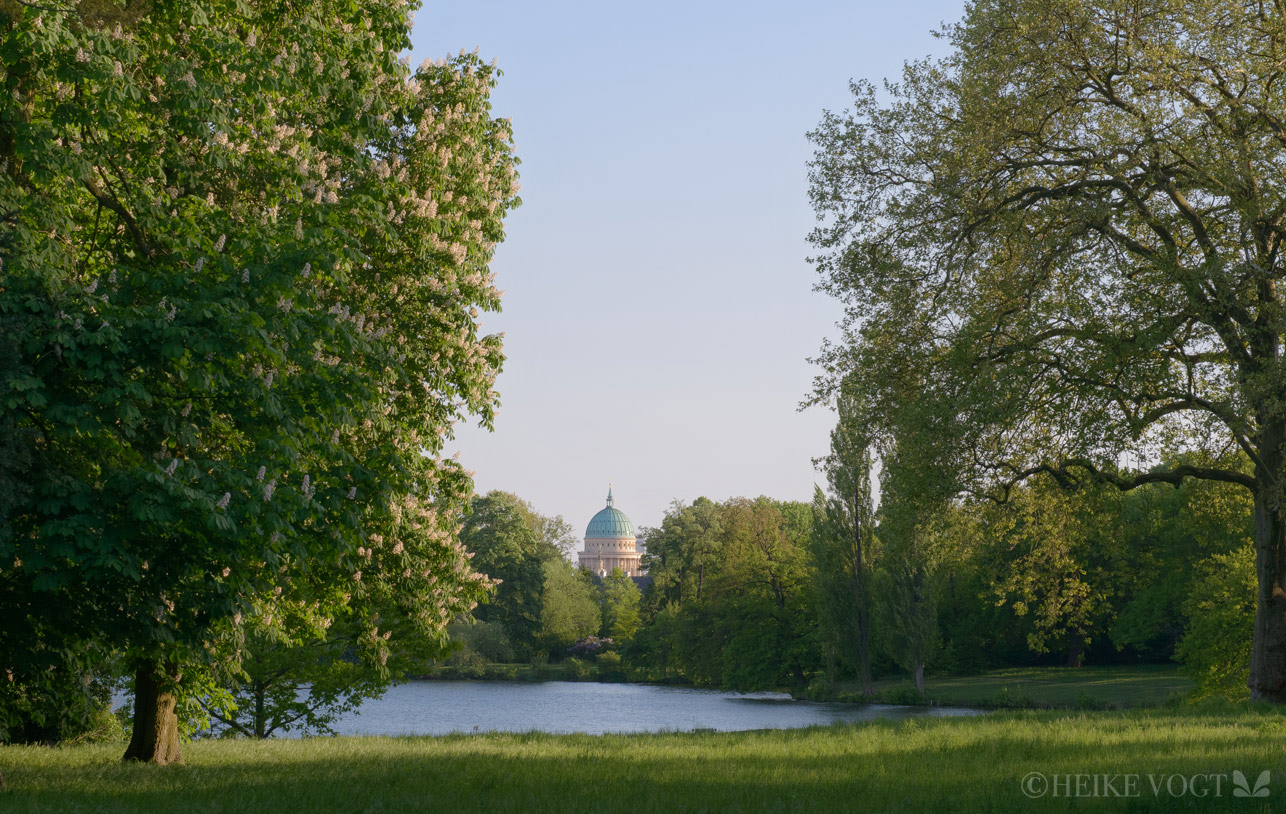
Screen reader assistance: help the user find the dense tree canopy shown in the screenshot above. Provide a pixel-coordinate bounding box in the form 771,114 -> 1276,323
0,0 -> 519,758
809,0 -> 1286,701
425,479 -> 1252,701
461,491 -> 567,657
634,497 -> 820,691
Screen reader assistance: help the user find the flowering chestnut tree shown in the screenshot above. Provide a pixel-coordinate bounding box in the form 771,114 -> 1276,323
0,1 -> 519,762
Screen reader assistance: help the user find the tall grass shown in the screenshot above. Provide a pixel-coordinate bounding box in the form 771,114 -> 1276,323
2,704 -> 1282,812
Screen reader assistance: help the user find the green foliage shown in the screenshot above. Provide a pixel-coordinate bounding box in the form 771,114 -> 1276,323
807,0 -> 1286,699
868,456 -> 952,692
599,569 -> 641,642
986,480 -> 1130,664
595,651 -> 625,681
538,559 -> 600,654
871,561 -> 938,690
632,497 -> 820,691
808,433 -> 877,689
626,602 -> 682,683
1110,469 -> 1255,658
640,497 -> 723,609
462,492 -> 566,656
0,653 -> 119,745
563,657 -> 591,681
446,619 -> 515,665
440,466 -> 1253,704
628,470 -> 1255,695
1176,547 -> 1257,700
0,0 -> 518,744
198,595 -> 450,738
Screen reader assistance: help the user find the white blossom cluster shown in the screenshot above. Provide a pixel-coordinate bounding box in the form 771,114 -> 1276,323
15,6 -> 511,663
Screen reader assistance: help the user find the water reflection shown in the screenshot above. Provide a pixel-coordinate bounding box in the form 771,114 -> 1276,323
314,681 -> 982,737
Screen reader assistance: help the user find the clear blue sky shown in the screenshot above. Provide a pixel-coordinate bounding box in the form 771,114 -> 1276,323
410,1 -> 965,537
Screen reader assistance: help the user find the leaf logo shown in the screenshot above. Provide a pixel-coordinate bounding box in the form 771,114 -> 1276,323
1232,770 -> 1271,798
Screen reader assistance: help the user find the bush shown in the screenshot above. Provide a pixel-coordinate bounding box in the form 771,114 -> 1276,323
880,687 -> 931,706
1074,691 -> 1108,711
0,666 -> 120,745
988,686 -> 1037,709
805,675 -> 836,701
456,652 -> 487,680
486,664 -> 523,681
446,620 -> 515,665
565,658 -> 591,681
596,652 -> 624,682
567,637 -> 613,658
67,703 -> 127,745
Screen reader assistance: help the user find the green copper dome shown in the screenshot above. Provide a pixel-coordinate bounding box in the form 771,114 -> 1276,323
585,487 -> 635,539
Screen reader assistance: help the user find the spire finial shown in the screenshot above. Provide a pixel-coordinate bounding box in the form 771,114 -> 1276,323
606,481 -> 614,507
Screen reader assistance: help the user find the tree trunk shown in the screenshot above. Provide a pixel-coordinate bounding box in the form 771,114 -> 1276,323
1065,640 -> 1084,669
913,659 -> 925,696
122,662 -> 183,764
253,680 -> 266,739
1250,474 -> 1286,702
792,664 -> 808,689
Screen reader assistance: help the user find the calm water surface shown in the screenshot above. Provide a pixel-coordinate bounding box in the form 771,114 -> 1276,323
319,681 -> 982,736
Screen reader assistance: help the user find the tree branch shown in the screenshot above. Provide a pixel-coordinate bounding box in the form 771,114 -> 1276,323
82,179 -> 153,259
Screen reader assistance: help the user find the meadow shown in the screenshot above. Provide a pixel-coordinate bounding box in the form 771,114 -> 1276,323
2,703 -> 1282,813
856,664 -> 1194,709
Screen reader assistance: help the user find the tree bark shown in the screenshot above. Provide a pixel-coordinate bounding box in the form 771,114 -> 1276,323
1065,640 -> 1084,669
1250,465 -> 1286,702
253,680 -> 266,739
913,659 -> 925,696
122,662 -> 183,764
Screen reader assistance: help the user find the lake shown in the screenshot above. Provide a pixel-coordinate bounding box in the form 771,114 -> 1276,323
311,681 -> 982,736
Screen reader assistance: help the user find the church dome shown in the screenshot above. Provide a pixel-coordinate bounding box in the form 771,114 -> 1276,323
585,487 -> 634,539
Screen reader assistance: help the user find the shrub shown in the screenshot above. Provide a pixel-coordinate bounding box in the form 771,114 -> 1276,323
805,676 -> 836,701
565,658 -> 591,681
596,652 -> 624,681
988,686 -> 1037,709
456,652 -> 487,680
880,687 -> 931,706
567,637 -> 613,658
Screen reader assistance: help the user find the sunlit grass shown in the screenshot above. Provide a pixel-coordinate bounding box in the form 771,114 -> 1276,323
2,704 -> 1283,812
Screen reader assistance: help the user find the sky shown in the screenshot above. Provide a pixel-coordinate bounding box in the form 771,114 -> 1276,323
409,1 -> 966,538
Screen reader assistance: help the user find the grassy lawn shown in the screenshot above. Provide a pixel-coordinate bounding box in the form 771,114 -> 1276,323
847,664 -> 1192,709
2,704 -> 1283,813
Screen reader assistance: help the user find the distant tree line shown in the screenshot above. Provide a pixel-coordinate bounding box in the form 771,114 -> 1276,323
460,470 -> 1255,701
442,491 -> 641,675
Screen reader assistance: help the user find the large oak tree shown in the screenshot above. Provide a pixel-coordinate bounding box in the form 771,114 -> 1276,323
809,0 -> 1286,700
